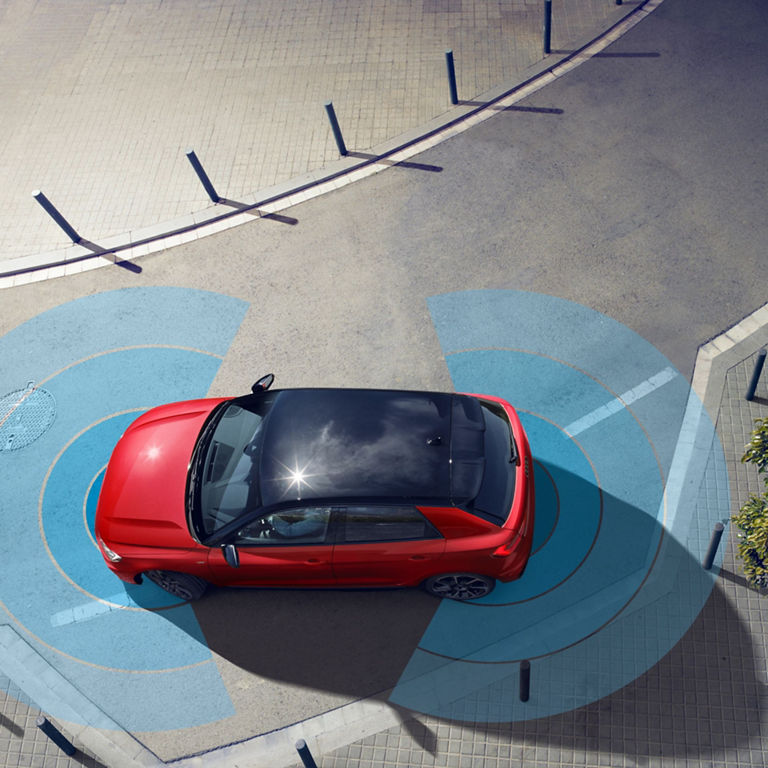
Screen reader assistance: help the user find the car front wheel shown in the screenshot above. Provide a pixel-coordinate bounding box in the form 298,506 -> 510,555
145,570 -> 208,601
423,573 -> 495,600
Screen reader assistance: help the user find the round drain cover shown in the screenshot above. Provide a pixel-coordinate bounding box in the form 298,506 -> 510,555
0,382 -> 56,451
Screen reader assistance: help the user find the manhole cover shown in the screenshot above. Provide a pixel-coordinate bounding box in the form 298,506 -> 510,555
0,382 -> 56,451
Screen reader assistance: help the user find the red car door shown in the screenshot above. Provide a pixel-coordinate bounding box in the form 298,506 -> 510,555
207,505 -> 335,586
332,505 -> 446,586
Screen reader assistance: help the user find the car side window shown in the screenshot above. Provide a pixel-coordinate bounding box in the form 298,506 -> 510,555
340,505 -> 441,543
235,506 -> 332,546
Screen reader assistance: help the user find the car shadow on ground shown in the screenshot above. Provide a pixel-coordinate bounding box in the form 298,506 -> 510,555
135,459 -> 762,765
191,584 -> 440,700
461,578 -> 766,765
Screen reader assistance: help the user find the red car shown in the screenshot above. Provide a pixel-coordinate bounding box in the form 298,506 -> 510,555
95,375 -> 534,601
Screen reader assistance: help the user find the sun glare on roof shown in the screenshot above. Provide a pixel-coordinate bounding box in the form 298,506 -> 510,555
280,461 -> 317,500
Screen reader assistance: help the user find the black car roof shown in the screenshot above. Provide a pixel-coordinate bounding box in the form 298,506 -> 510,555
257,388 -> 486,507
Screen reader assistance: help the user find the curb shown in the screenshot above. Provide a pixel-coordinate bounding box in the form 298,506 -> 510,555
172,695 -> 406,768
0,625 -> 162,768
693,302 -> 768,421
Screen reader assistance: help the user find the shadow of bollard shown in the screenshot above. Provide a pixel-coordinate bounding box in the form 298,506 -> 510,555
32,190 -> 82,244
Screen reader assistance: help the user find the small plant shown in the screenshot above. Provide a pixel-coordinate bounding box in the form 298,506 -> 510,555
732,417 -> 768,589
742,416 -> 768,473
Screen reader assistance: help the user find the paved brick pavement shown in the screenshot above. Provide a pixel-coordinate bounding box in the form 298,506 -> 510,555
0,676 -> 106,768
0,0 -> 629,262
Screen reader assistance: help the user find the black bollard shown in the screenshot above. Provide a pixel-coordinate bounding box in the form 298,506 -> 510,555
185,149 -> 220,203
543,0 -> 552,55
445,50 -> 458,105
519,659 -> 531,702
36,716 -> 76,756
324,101 -> 348,156
746,349 -> 766,401
703,522 -> 725,570
296,738 -> 319,768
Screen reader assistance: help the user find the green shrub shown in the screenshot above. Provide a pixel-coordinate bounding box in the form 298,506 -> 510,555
732,417 -> 768,589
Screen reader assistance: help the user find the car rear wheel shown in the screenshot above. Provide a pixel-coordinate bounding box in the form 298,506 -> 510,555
145,570 -> 208,601
423,573 -> 495,600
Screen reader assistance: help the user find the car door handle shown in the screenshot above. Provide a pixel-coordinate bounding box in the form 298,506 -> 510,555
409,555 -> 428,560
305,558 -> 327,565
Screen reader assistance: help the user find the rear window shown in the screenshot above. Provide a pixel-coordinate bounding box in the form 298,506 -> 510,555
469,399 -> 518,525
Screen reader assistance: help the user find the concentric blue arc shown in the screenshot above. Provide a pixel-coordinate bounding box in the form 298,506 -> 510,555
391,290 -> 729,722
0,288 -> 248,731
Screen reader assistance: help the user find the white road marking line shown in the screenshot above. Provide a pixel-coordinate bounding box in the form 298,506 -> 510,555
564,367 -> 678,437
50,592 -> 138,627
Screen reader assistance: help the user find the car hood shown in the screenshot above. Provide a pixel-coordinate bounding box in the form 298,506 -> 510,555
95,399 -> 226,547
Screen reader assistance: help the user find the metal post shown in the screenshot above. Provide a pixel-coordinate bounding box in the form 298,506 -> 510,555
519,659 -> 531,702
324,101 -> 348,156
746,349 -> 767,401
703,522 -> 725,570
295,738 -> 319,768
445,50 -> 458,105
36,717 -> 76,756
185,149 -> 220,203
32,190 -> 81,244
543,0 -> 552,55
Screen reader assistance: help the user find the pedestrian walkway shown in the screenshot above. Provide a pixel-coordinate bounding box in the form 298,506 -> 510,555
0,0 -> 630,264
0,676 -> 105,768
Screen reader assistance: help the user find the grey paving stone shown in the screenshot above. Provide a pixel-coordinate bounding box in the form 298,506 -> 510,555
0,0 -> 631,263
0,675 -> 106,768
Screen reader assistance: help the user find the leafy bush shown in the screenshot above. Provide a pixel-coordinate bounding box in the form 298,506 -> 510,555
732,417 -> 768,589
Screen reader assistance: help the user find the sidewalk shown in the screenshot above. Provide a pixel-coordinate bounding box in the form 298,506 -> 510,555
0,677 -> 105,768
0,0 -> 630,267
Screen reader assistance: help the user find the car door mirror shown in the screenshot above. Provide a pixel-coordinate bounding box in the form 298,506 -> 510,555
222,543 -> 240,568
251,373 -> 275,393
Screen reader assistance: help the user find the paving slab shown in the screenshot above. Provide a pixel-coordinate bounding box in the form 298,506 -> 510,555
0,0 -> 632,263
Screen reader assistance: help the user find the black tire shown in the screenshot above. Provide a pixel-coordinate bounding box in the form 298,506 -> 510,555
423,573 -> 495,600
145,570 -> 208,601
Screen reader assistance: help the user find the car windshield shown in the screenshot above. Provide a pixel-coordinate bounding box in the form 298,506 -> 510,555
189,393 -> 277,541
